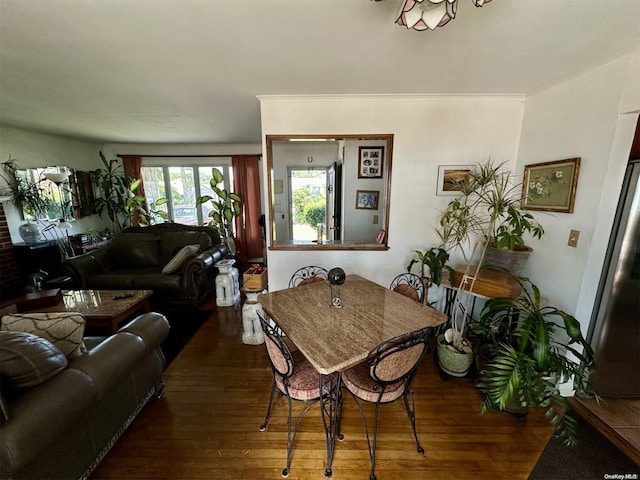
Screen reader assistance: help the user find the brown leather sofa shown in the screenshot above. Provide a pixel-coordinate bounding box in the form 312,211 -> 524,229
63,223 -> 229,308
0,312 -> 169,480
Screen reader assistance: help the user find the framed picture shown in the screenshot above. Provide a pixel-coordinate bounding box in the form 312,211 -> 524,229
436,165 -> 476,196
358,146 -> 384,178
521,158 -> 581,213
356,190 -> 379,210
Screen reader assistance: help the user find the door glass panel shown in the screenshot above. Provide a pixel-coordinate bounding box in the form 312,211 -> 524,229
289,168 -> 327,242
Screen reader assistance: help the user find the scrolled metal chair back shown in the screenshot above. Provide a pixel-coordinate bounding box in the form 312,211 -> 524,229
288,265 -> 329,288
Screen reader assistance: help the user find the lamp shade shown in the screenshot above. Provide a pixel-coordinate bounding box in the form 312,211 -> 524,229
43,171 -> 69,184
395,0 -> 490,31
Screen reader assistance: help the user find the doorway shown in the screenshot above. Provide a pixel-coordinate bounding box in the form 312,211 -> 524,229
288,167 -> 328,242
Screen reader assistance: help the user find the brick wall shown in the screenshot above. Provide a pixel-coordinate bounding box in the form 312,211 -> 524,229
0,203 -> 23,299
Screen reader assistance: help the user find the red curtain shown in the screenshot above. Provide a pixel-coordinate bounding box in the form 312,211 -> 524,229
121,155 -> 144,227
232,155 -> 263,263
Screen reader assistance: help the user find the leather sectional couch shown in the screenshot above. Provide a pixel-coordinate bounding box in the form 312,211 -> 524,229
0,312 -> 170,480
63,223 -> 229,308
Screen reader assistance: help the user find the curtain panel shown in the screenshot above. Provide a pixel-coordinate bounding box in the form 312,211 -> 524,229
232,155 -> 263,263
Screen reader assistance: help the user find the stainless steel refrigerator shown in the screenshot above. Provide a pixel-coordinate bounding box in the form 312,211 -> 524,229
589,159 -> 640,397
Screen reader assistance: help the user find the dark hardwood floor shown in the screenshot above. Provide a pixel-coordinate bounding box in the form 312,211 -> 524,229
90,302 -> 557,480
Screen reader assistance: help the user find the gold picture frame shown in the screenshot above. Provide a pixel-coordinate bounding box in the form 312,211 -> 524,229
356,190 -> 379,210
521,158 -> 581,213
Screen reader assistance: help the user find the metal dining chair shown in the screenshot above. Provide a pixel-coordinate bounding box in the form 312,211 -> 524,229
257,311 -> 329,478
288,266 -> 328,288
389,272 -> 425,304
341,327 -> 432,480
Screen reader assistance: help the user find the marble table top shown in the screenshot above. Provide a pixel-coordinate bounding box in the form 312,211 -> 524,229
258,274 -> 447,375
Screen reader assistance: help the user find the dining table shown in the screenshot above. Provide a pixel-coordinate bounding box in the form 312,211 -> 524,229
257,274 -> 448,477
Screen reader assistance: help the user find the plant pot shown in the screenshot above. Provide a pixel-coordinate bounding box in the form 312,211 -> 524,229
437,334 -> 474,377
482,245 -> 532,276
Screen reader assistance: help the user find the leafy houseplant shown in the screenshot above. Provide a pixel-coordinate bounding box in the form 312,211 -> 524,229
407,247 -> 453,287
407,247 -> 453,305
437,159 -> 544,262
472,275 -> 596,446
91,152 -> 165,234
195,168 -> 242,253
435,160 -> 545,356
1,157 -> 50,220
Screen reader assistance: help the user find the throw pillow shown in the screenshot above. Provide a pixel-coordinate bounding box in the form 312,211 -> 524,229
0,312 -> 87,359
0,331 -> 68,397
162,244 -> 200,274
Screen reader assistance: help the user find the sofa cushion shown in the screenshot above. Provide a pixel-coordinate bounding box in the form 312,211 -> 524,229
159,231 -> 213,264
1,313 -> 87,359
0,331 -> 68,396
85,273 -> 136,290
162,244 -> 200,274
109,233 -> 161,267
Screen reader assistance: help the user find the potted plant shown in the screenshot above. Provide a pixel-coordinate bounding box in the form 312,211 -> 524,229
196,168 -> 242,255
437,159 -> 545,274
471,275 -> 596,446
434,160 -> 545,375
91,151 -> 165,233
406,246 -> 454,304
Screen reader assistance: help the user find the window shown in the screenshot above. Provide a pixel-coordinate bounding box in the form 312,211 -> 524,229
141,158 -> 234,228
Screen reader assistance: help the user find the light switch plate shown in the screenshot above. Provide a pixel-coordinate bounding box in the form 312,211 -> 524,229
568,229 -> 580,247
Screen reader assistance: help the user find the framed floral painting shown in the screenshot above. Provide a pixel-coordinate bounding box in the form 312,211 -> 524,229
521,158 -> 581,213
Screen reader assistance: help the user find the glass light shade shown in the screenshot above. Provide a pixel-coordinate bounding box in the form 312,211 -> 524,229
396,0 -> 490,31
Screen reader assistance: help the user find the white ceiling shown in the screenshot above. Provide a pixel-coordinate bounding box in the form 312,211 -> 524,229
1,0 -> 639,145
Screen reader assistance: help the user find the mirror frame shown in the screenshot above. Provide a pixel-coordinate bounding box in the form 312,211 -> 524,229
266,133 -> 393,251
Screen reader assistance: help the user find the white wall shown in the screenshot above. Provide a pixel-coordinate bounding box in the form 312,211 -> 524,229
0,125 -> 106,242
259,95 -> 525,291
516,51 -> 640,333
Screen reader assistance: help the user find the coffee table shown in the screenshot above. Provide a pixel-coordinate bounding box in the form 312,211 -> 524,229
34,289 -> 153,333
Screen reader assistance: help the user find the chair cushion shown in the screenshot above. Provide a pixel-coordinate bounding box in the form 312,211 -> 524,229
0,331 -> 68,396
275,350 -> 326,402
109,232 -> 161,267
1,313 -> 87,359
393,284 -> 419,302
297,276 -> 325,287
162,244 -> 200,274
342,362 -> 405,404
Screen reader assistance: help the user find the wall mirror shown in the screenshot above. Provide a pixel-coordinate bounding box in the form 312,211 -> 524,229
266,134 -> 393,250
11,167 -> 95,222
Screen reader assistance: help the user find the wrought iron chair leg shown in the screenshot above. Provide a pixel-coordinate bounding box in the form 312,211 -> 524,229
283,398 -> 319,478
403,388 -> 424,454
260,380 -> 277,431
368,402 -> 383,480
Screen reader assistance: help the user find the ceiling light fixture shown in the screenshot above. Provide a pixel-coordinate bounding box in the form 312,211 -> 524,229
394,0 -> 491,31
